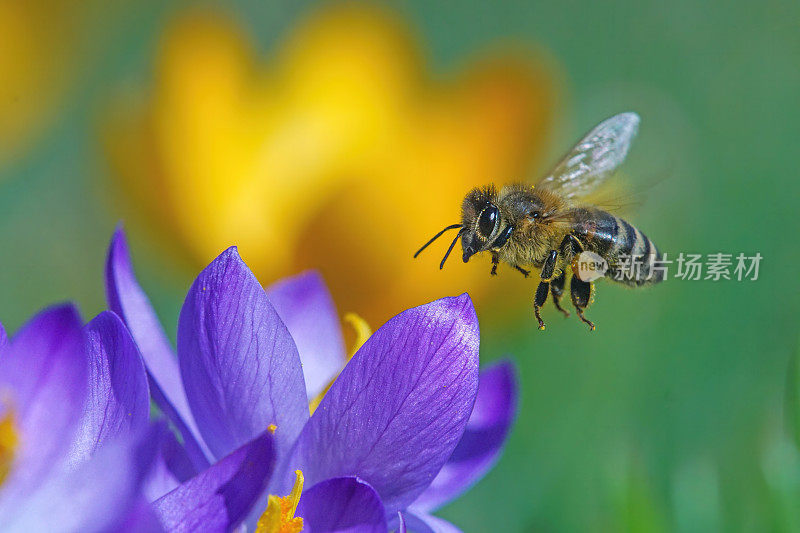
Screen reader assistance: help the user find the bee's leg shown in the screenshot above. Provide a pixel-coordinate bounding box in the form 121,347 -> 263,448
490,252 -> 499,276
558,233 -> 583,264
513,265 -> 531,277
570,277 -> 596,331
550,271 -> 570,318
534,281 -> 549,330
541,250 -> 558,281
532,250 -> 559,330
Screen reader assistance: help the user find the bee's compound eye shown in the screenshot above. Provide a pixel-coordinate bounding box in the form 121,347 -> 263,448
477,205 -> 498,237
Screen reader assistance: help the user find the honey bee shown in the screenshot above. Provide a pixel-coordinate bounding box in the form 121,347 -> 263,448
414,112 -> 664,331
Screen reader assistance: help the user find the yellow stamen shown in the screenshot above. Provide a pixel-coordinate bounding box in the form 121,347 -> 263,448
267,424 -> 277,434
256,470 -> 305,533
0,409 -> 18,486
343,313 -> 372,360
309,313 -> 372,414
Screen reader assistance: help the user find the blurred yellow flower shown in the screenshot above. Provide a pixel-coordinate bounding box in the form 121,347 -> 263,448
0,0 -> 121,164
104,4 -> 557,324
0,0 -> 72,163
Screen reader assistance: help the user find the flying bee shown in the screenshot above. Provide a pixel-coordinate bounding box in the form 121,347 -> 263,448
414,112 -> 664,331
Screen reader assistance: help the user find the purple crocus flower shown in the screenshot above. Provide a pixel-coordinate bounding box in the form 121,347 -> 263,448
0,301 -> 276,532
272,274 -> 518,531
106,227 -> 517,532
0,305 -> 154,531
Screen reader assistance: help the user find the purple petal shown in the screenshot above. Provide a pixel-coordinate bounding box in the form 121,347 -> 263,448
266,271 -> 346,399
68,311 -> 151,466
289,295 -> 480,515
401,512 -> 462,533
0,320 -> 7,349
412,360 -> 518,511
0,304 -> 86,496
177,247 -> 308,461
152,430 -> 275,533
296,477 -> 387,533
0,424 -> 161,532
117,499 -> 166,533
143,429 -> 196,501
144,453 -> 181,503
398,512 -> 407,533
106,227 -> 210,468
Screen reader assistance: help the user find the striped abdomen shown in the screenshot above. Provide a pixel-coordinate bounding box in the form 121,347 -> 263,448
570,208 -> 664,286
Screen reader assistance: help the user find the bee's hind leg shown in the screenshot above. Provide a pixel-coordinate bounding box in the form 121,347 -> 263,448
550,271 -> 570,318
570,277 -> 596,331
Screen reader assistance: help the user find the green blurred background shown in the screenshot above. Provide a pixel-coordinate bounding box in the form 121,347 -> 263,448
1,0 -> 798,531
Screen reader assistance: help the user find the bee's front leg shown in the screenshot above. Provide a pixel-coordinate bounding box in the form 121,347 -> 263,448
490,252 -> 499,276
513,265 -> 531,277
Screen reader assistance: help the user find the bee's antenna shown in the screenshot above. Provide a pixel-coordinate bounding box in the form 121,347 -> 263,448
439,228 -> 465,270
413,224 -> 462,258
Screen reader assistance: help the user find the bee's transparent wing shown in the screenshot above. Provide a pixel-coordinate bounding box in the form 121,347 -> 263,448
537,112 -> 640,200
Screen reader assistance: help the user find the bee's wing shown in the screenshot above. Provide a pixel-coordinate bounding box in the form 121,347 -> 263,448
536,112 -> 640,200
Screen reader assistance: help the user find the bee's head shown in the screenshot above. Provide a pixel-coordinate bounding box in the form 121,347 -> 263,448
460,185 -> 501,263
413,184 -> 505,270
